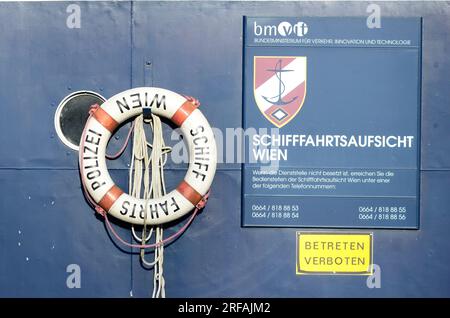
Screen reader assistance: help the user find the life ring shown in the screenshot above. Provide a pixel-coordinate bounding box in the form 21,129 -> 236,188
79,87 -> 217,225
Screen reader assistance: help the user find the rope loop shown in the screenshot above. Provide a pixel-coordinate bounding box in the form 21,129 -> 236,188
196,190 -> 210,210
183,95 -> 201,108
89,103 -> 100,115
95,206 -> 106,217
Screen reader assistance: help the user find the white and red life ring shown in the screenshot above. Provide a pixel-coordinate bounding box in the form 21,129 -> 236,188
79,87 -> 217,225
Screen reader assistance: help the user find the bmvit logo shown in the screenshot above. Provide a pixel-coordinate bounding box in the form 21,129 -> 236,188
254,21 -> 309,37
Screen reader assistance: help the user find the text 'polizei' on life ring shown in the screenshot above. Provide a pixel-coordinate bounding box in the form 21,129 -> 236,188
79,87 -> 217,225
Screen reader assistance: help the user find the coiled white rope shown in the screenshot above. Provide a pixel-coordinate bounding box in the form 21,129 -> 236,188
129,114 -> 171,298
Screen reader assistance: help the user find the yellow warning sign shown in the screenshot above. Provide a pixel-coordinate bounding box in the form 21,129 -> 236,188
296,232 -> 373,275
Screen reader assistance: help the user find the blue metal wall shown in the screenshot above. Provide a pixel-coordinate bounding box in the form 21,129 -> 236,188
0,1 -> 449,297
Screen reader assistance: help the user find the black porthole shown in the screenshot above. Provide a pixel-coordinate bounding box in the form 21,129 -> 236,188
54,91 -> 106,150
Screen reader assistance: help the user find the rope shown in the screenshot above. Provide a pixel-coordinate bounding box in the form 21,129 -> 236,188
183,95 -> 201,107
99,198 -> 207,249
130,113 -> 166,297
106,122 -> 134,160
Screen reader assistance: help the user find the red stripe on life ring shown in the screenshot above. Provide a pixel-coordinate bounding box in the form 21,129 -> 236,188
171,101 -> 198,127
98,185 -> 124,212
92,107 -> 119,132
176,180 -> 202,206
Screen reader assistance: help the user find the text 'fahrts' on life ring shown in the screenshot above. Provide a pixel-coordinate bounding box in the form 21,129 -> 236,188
78,87 -> 217,225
